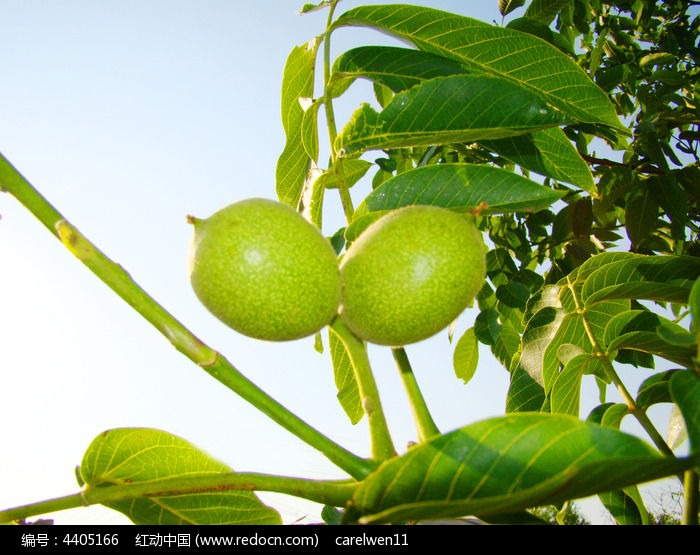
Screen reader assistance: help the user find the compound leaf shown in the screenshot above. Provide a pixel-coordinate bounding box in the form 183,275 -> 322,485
332,4 -> 623,131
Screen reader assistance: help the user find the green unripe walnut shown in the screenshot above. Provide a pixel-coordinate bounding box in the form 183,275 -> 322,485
339,205 -> 487,346
188,198 -> 340,341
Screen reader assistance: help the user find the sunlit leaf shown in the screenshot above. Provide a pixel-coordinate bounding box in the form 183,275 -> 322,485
332,4 -> 623,130
300,97 -> 321,162
636,370 -> 680,410
453,327 -> 479,384
351,413 -> 696,523
499,0 -> 526,17
328,327 -> 364,425
320,159 -> 373,190
79,428 -> 281,525
276,39 -> 319,207
353,164 -> 564,219
587,403 -> 629,429
336,75 -> 571,156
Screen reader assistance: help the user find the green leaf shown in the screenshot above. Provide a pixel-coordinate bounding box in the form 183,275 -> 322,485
276,39 -> 319,207
351,413 -> 696,523
328,327 -> 364,425
525,0 -> 575,24
332,4 -> 623,131
300,97 -> 321,162
453,327 -> 479,384
689,276 -> 700,335
481,128 -> 595,192
598,489 -> 647,525
329,46 -> 471,98
474,308 -> 501,346
636,370 -> 680,410
581,255 -> 700,307
352,164 -> 565,218
336,75 -> 571,156
79,428 -> 282,525
520,277 -> 629,391
496,281 -> 532,311
625,185 -> 659,249
506,366 -> 546,413
670,371 -> 700,457
550,353 -> 589,416
499,0 -> 526,17
320,159 -> 372,190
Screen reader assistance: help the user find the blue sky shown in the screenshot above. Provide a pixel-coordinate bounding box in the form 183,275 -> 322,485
0,1 -> 678,525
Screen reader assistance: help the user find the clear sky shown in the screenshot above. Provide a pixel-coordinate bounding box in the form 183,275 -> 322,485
0,1 -> 676,525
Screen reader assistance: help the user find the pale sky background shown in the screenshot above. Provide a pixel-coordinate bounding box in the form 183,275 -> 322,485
0,1 -> 684,525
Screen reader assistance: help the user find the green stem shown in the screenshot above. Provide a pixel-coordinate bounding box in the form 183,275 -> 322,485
0,152 -> 375,482
330,319 -> 396,461
392,347 -> 440,442
565,275 -> 674,458
0,473 -> 358,524
682,470 -> 699,525
323,0 -> 354,223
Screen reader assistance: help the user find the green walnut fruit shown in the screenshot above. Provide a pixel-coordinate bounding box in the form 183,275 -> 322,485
339,204 -> 486,346
187,198 -> 340,341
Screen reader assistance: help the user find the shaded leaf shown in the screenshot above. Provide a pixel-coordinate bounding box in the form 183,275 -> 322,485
525,0 -> 575,24
332,4 -> 623,130
353,164 -> 565,219
496,281 -> 532,310
625,186 -> 660,249
481,128 -> 595,192
79,428 -> 281,525
474,308 -> 501,346
453,327 -> 479,384
336,75 -> 571,156
598,489 -> 647,525
690,276 -> 700,335
506,367 -> 546,413
351,413 -> 696,523
276,39 -> 319,207
493,319 -> 523,373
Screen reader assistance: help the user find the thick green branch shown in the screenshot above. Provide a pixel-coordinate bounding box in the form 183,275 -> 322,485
0,152 -> 375,481
0,473 -> 358,524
